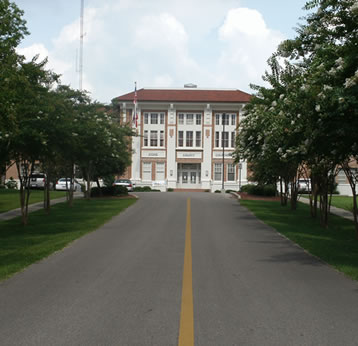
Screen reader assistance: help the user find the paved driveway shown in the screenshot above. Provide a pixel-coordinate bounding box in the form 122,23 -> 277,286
1,192 -> 358,345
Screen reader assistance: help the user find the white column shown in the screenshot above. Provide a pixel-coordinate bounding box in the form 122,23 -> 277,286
167,105 -> 177,189
131,108 -> 141,183
202,105 -> 212,190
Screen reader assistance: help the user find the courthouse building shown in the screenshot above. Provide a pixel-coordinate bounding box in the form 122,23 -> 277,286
115,86 -> 251,192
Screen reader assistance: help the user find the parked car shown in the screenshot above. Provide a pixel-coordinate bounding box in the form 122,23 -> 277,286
55,178 -> 82,192
298,179 -> 311,193
29,173 -> 48,189
113,179 -> 134,191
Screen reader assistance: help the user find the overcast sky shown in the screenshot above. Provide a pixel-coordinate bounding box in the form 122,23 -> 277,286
15,0 -> 309,104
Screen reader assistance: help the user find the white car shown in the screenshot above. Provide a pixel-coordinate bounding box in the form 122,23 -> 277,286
55,178 -> 82,192
113,179 -> 134,191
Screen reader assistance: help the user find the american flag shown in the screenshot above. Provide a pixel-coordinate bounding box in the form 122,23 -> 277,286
133,82 -> 138,127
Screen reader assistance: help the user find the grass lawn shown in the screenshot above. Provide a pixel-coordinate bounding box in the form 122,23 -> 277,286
0,198 -> 137,281
300,194 -> 357,213
240,199 -> 358,281
0,189 -> 67,213
330,195 -> 357,212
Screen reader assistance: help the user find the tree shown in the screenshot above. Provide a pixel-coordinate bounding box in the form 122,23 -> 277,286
0,0 -> 29,175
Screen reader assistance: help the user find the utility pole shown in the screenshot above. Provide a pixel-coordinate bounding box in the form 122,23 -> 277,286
79,0 -> 84,90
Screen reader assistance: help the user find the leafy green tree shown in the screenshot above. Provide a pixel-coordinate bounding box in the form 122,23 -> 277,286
0,0 -> 29,178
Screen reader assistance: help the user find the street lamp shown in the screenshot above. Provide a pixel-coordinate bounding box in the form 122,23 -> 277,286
222,112 -> 225,192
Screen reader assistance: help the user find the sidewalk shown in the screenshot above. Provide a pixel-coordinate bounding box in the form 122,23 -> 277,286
298,196 -> 355,222
0,193 -> 83,221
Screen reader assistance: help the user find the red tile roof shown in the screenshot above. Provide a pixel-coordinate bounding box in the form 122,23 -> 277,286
115,88 -> 251,103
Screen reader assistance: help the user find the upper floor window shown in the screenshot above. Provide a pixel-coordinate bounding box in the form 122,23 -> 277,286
196,131 -> 201,147
186,114 -> 194,125
231,114 -> 236,126
178,113 -> 184,125
222,132 -> 229,148
231,131 -> 236,148
215,114 -> 220,125
160,113 -> 165,125
178,131 -> 184,147
144,113 -> 149,124
150,131 -> 158,146
186,131 -> 193,147
222,114 -> 229,125
160,130 -> 164,147
215,131 -> 220,148
151,113 -> 158,124
196,114 -> 201,125
144,130 -> 148,146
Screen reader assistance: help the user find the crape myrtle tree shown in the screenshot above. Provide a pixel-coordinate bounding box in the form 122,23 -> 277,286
278,0 -> 358,229
0,0 -> 29,180
236,0 -> 358,229
234,56 -> 308,210
9,57 -> 59,225
74,102 -> 133,199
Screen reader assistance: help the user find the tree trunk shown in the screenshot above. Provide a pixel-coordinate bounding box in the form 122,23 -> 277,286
290,181 -> 298,211
342,160 -> 358,239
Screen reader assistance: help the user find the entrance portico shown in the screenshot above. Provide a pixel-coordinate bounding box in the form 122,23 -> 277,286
177,163 -> 201,189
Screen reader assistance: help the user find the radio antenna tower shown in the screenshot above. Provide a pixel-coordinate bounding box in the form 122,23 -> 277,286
79,0 -> 84,90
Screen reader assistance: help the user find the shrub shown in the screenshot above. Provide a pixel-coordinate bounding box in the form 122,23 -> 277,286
240,184 -> 276,197
133,186 -> 152,192
0,184 -> 5,189
226,189 -> 234,193
167,188 -> 174,192
215,190 -> 221,193
90,185 -> 128,197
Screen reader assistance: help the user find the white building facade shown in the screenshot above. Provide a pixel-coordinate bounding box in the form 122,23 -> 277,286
116,88 -> 251,192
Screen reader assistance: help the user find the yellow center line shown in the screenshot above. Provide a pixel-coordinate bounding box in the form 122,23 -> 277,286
178,198 -> 194,346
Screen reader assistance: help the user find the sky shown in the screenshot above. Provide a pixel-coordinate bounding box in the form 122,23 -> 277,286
15,0 -> 309,104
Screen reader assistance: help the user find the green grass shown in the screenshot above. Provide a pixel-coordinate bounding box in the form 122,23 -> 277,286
330,196 -> 357,212
240,200 -> 358,281
0,189 -> 67,213
0,198 -> 137,281
300,194 -> 357,213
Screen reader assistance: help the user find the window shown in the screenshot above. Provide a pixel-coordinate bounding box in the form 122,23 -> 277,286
186,114 -> 194,125
231,131 -> 235,148
160,113 -> 165,125
221,131 -> 229,148
144,113 -> 149,124
196,114 -> 201,125
196,131 -> 201,147
186,131 -> 193,147
222,114 -> 229,125
178,131 -> 184,147
178,113 -> 184,125
156,162 -> 165,181
227,164 -> 235,181
142,162 -> 152,181
337,170 -> 347,184
144,130 -> 148,146
151,113 -> 158,124
215,131 -> 220,148
160,130 -> 164,147
215,114 -> 220,125
214,163 -> 222,181
222,132 -> 229,148
150,131 -> 158,146
231,114 -> 236,126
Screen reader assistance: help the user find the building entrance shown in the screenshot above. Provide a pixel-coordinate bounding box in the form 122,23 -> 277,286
177,163 -> 201,188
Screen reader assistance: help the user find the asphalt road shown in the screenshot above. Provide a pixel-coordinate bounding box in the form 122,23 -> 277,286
1,192 -> 358,345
